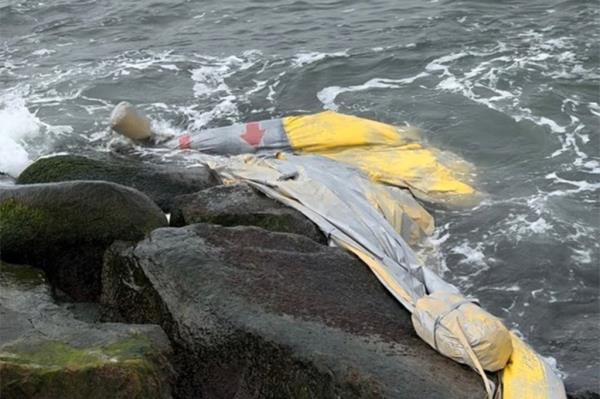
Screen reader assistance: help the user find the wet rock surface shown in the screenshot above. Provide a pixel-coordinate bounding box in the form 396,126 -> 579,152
170,183 -> 325,243
16,154 -> 219,212
102,223 -> 484,399
0,181 -> 167,300
0,261 -> 173,399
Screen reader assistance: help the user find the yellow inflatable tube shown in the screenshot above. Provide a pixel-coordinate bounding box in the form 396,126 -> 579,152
501,333 -> 566,399
283,111 -> 478,205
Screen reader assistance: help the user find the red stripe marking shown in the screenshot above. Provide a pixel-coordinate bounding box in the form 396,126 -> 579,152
179,135 -> 191,149
240,122 -> 265,148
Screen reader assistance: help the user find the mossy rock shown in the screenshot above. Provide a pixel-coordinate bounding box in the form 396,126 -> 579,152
170,183 -> 325,243
0,338 -> 170,399
0,181 -> 167,300
0,260 -> 47,289
0,261 -> 174,399
17,154 -> 219,212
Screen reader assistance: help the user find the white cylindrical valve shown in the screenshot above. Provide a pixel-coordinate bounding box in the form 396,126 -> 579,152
110,101 -> 153,141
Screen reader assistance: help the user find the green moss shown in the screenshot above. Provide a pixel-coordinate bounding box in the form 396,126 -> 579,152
0,197 -> 82,256
16,155 -> 108,184
0,261 -> 46,288
0,335 -> 168,399
0,335 -> 155,369
1,342 -> 103,369
0,192 -> 159,250
104,335 -> 155,359
0,199 -> 48,245
0,198 -> 45,227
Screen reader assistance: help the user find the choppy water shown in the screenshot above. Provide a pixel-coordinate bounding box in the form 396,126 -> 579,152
1,0 -> 598,393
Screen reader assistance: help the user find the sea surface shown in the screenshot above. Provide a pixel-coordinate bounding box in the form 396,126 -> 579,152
1,0 -> 598,393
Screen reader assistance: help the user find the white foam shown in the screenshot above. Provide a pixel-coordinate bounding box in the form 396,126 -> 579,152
528,217 -> 552,234
571,248 -> 592,264
425,52 -> 469,75
589,102 -> 600,117
451,241 -> 488,268
545,172 -> 600,194
191,64 -> 231,96
417,223 -> 451,276
188,51 -> 262,125
0,92 -> 42,176
292,50 -> 349,68
150,118 -> 184,138
537,117 -> 566,133
485,284 -> 521,292
188,95 -> 238,130
436,76 -> 463,91
160,64 -> 179,71
317,72 -> 429,110
190,54 -> 251,95
506,214 -> 553,238
583,160 -> 600,174
0,136 -> 30,177
32,48 -> 55,56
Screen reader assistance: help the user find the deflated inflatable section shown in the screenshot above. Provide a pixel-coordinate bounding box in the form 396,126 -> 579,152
127,108 -> 479,206
205,154 -> 566,399
110,103 -> 566,399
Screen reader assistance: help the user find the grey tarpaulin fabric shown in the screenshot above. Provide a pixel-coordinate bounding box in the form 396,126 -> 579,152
164,118 -> 291,154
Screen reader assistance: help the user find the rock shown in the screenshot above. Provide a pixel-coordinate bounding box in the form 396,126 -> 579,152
102,224 -> 485,398
16,154 -> 219,212
170,183 -> 325,243
0,181 -> 167,301
0,261 -> 174,399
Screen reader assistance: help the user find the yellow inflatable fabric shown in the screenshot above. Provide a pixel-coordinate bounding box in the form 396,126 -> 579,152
365,183 -> 434,245
283,111 -> 478,205
501,333 -> 566,399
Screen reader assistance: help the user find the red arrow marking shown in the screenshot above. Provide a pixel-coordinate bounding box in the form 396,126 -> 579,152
179,135 -> 191,149
241,122 -> 265,148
